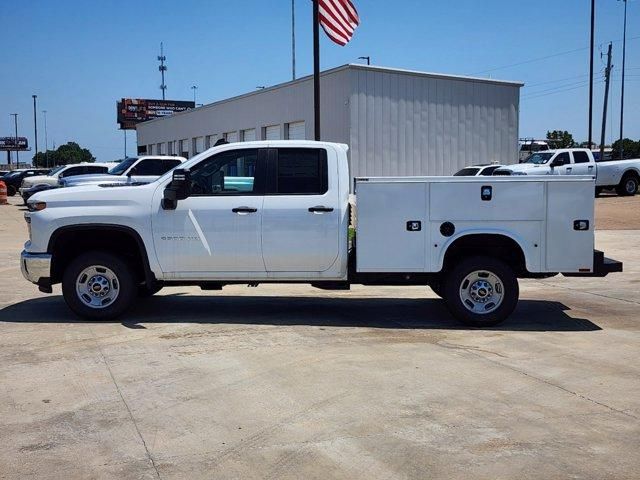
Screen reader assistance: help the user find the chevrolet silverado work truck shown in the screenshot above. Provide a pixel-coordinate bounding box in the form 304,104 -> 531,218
21,141 -> 622,326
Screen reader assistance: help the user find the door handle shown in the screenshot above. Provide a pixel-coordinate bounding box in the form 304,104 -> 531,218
232,206 -> 257,213
308,206 -> 334,213
566,167 -> 572,173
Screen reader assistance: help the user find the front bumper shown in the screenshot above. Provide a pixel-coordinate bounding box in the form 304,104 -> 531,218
20,251 -> 52,286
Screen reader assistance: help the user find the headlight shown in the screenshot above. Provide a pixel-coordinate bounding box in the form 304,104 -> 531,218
27,201 -> 47,212
24,214 -> 32,241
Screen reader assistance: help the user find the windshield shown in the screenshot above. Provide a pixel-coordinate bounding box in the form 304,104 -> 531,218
525,153 -> 554,165
108,157 -> 137,175
454,167 -> 480,176
48,165 -> 65,176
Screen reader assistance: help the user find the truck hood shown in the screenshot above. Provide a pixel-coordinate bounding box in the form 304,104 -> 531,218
496,163 -> 552,175
21,175 -> 55,187
30,182 -> 157,206
61,173 -> 122,186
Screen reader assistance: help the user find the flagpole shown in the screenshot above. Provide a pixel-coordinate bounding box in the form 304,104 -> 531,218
313,0 -> 321,141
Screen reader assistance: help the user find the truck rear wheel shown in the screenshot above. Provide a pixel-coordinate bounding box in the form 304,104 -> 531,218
62,251 -> 137,320
616,174 -> 638,196
443,256 -> 518,327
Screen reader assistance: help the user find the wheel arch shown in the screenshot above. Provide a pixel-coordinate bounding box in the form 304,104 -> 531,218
438,231 -> 531,275
47,224 -> 155,286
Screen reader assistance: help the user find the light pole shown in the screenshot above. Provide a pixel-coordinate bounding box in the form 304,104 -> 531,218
43,110 -> 49,168
618,0 -> 628,159
32,95 -> 38,161
191,85 -> 198,105
10,113 -> 19,166
358,56 -> 370,65
588,0 -> 595,149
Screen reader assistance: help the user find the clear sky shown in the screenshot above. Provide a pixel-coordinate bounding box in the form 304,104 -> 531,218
1,0 -> 638,162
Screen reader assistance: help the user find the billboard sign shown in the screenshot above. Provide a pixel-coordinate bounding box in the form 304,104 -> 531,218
0,137 -> 29,151
117,98 -> 195,130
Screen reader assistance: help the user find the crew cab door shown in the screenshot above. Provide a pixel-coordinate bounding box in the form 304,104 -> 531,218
261,147 -> 340,272
569,151 -> 594,176
551,152 -> 572,175
152,148 -> 266,276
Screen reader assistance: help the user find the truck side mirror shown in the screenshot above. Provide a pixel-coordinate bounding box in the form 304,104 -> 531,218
162,169 -> 191,210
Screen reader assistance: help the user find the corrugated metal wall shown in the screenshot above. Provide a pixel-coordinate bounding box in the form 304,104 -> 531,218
348,67 -> 520,177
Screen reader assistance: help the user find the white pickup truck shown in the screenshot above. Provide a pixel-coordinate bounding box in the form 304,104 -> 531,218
495,148 -> 640,196
59,155 -> 186,188
20,141 -> 622,327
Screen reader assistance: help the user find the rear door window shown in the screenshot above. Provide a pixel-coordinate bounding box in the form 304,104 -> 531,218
270,148 -> 328,195
572,151 -> 590,164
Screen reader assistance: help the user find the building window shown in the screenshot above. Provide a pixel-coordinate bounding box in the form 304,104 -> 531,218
224,131 -> 238,143
241,129 -> 256,142
263,125 -> 280,140
286,121 -> 306,140
194,137 -> 204,154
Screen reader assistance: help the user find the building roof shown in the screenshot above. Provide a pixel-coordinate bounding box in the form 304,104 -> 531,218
138,63 -> 523,127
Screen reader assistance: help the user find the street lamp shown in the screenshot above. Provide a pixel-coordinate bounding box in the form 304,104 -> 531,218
42,110 -> 49,168
618,0 -> 628,159
191,85 -> 198,105
358,56 -> 370,65
32,95 -> 38,160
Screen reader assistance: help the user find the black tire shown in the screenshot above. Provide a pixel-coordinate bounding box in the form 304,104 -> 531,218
616,174 -> 638,196
62,251 -> 137,320
442,256 -> 519,327
6,185 -> 16,196
138,283 -> 163,297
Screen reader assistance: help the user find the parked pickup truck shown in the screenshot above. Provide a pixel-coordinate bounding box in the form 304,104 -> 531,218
21,141 -> 622,327
19,163 -> 115,202
495,148 -> 640,196
59,155 -> 186,188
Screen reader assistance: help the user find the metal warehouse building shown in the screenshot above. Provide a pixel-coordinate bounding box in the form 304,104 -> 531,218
136,64 -> 522,176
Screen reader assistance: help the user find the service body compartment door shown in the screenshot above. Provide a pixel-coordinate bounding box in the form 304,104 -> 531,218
545,180 -> 595,272
356,182 -> 428,272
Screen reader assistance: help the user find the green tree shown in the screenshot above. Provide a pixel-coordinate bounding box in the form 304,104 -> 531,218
610,138 -> 640,160
32,142 -> 95,168
546,130 -> 576,148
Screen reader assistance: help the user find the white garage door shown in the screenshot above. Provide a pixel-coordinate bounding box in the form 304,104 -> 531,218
225,131 -> 238,143
288,121 -> 306,140
242,129 -> 256,142
265,125 -> 280,140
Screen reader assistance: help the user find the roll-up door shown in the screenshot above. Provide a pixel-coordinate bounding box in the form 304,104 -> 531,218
287,121 -> 305,140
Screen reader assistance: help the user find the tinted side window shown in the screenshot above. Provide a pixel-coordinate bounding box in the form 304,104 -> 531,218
62,167 -> 85,178
275,148 -> 327,195
157,160 -> 182,175
481,166 -> 501,176
454,168 -> 479,176
573,151 -> 590,164
556,152 -> 570,165
86,166 -> 108,174
189,149 -> 259,195
133,159 -> 160,175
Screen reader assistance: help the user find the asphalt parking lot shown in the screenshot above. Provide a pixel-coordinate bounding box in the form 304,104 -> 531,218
1,194 -> 639,479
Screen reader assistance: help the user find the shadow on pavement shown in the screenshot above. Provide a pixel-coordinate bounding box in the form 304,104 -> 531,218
0,293 -> 601,332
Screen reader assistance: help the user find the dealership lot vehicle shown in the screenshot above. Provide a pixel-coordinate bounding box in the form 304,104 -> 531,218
1,168 -> 50,196
453,164 -> 504,176
19,163 -> 114,202
59,155 -> 186,188
496,148 -> 640,196
21,141 -> 621,326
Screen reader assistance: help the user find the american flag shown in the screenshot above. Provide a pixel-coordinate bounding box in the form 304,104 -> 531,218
318,0 -> 360,46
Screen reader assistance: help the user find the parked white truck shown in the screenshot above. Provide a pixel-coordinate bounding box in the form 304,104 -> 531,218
495,148 -> 640,196
59,155 -> 186,188
21,141 -> 622,326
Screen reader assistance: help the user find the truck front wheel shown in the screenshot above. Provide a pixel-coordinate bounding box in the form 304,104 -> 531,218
443,256 -> 519,327
62,251 -> 137,320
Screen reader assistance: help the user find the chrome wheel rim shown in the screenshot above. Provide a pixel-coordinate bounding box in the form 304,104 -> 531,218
625,179 -> 636,194
459,270 -> 504,315
76,265 -> 120,309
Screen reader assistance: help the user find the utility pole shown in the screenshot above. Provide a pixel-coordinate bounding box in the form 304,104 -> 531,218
10,114 -> 19,166
42,110 -> 49,168
313,0 -> 320,141
292,0 -> 296,80
32,95 -> 38,161
123,130 -> 127,158
191,85 -> 198,104
618,0 -> 628,159
588,0 -> 595,148
158,42 -> 167,100
600,43 -> 613,162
